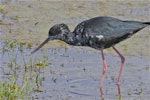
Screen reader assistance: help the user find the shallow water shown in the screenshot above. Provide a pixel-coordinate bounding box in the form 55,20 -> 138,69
0,0 -> 150,100
0,44 -> 150,99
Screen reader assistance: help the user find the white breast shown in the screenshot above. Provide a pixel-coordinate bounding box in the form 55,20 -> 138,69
96,35 -> 104,40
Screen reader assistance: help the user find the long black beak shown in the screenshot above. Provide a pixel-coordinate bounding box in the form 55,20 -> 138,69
31,38 -> 49,54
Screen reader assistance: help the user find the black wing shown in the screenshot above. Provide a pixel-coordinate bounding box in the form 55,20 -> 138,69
82,16 -> 147,36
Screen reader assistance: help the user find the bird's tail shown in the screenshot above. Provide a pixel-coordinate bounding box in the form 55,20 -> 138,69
144,22 -> 150,25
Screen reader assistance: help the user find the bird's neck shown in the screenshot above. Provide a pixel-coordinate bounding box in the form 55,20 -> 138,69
63,32 -> 76,45
62,32 -> 88,46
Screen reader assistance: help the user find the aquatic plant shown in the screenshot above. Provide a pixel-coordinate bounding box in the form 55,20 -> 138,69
0,40 -> 47,99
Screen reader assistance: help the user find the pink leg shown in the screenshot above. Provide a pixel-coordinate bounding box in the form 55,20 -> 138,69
112,46 -> 125,95
99,50 -> 107,98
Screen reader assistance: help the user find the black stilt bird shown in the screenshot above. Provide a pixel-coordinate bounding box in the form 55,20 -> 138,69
31,16 -> 149,95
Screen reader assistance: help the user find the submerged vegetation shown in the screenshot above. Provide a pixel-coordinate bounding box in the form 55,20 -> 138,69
0,40 -> 49,99
0,80 -> 28,100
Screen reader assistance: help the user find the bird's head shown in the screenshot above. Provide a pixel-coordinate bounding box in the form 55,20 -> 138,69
31,23 -> 70,54
48,23 -> 70,40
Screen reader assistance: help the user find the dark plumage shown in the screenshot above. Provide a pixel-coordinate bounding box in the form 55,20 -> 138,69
31,16 -> 149,54
72,17 -> 149,49
31,16 -> 149,96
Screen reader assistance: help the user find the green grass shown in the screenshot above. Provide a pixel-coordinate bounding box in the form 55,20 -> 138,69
0,81 -> 25,100
0,71 -> 35,100
0,39 -> 49,99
